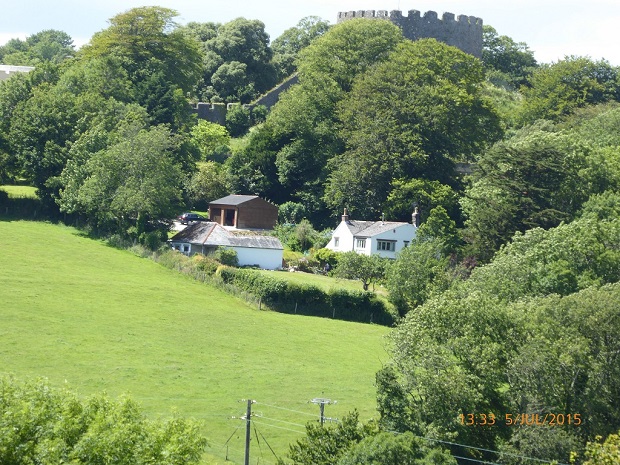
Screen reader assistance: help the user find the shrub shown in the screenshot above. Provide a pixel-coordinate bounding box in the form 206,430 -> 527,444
313,248 -> 340,269
106,234 -> 133,249
225,105 -> 251,137
0,376 -> 207,465
211,267 -> 394,325
251,105 -> 268,124
212,247 -> 239,267
288,256 -> 319,273
139,230 -> 166,251
278,201 -> 307,224
193,255 -> 220,275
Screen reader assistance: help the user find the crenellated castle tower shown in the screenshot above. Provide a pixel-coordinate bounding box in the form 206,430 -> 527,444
337,9 -> 483,57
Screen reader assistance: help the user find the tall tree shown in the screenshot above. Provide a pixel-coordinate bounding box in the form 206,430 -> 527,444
271,16 -> 330,78
186,18 -> 278,103
461,123 -> 586,260
229,18 -> 404,224
59,124 -> 184,237
518,56 -> 620,124
482,25 -> 537,89
326,38 -> 502,218
0,29 -> 75,65
81,7 -> 203,93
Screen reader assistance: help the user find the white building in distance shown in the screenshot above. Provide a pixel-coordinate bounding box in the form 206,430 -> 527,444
325,209 -> 418,259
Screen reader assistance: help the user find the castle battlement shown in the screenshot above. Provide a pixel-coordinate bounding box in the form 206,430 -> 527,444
336,9 -> 483,57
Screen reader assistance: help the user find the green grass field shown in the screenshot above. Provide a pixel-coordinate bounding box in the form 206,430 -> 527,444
0,220 -> 390,465
0,185 -> 38,198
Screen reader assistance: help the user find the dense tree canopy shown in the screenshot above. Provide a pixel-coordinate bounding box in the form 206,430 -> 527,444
461,123 -> 586,259
0,377 -> 207,465
182,17 -> 278,103
518,56 -> 620,124
0,29 -> 75,65
81,7 -> 203,93
326,38 -> 502,217
227,18 -> 404,224
59,124 -> 184,237
482,25 -> 537,89
271,16 -> 330,78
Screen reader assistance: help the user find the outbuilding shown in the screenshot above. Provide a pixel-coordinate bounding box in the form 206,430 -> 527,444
169,221 -> 283,270
208,195 -> 278,230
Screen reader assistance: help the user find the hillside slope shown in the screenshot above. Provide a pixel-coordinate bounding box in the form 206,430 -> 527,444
0,220 -> 389,464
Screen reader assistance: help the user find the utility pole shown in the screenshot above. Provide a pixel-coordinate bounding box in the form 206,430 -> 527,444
242,399 -> 254,465
311,397 -> 336,426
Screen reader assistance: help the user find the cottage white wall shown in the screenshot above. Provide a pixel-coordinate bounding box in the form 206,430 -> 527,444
233,246 -> 283,270
326,222 -> 417,258
325,222 -> 355,252
353,237 -> 371,256
371,224 -> 417,258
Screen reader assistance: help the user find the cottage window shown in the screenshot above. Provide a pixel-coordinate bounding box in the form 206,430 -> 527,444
377,240 -> 395,251
182,244 -> 190,253
403,241 -> 410,248
334,237 -> 340,247
356,238 -> 366,249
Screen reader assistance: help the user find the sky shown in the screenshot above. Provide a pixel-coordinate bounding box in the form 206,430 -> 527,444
1,0 -> 620,65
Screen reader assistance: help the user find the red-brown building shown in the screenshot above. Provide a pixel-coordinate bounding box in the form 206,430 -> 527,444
208,195 -> 278,230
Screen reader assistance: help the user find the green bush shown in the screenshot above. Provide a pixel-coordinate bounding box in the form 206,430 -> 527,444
313,248 -> 340,268
225,105 -> 251,137
0,376 -> 207,465
139,230 -> 166,251
214,267 -> 394,325
213,247 -> 239,267
193,255 -> 220,275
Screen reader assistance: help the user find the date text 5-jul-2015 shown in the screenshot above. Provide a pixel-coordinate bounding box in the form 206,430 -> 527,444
459,413 -> 582,426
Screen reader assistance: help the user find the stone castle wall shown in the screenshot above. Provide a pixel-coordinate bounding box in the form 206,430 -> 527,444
192,73 -> 299,124
337,9 -> 483,57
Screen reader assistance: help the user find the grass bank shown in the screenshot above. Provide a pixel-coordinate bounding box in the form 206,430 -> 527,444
0,220 -> 389,464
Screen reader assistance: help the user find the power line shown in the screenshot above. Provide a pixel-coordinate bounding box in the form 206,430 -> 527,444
253,419 -> 306,435
453,455 -> 506,465
256,415 -> 307,428
387,430 -> 570,465
255,401 -> 319,418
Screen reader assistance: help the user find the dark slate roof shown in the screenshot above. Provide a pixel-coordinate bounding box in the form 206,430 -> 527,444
344,220 -> 411,238
228,236 -> 283,249
169,222 -> 283,250
209,194 -> 260,206
169,222 -> 217,243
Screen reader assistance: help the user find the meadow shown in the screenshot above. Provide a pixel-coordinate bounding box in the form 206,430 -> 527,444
0,220 -> 390,464
0,185 -> 38,198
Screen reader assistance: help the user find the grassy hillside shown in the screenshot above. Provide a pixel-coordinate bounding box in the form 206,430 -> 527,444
0,220 -> 389,464
0,185 -> 38,198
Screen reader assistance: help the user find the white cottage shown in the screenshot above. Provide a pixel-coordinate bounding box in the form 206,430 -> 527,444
325,209 -> 418,259
169,222 -> 283,270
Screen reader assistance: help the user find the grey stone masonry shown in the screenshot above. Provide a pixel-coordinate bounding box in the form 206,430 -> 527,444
336,9 -> 483,57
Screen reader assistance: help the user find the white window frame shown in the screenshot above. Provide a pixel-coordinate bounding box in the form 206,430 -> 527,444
356,238 -> 366,249
334,237 -> 339,247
